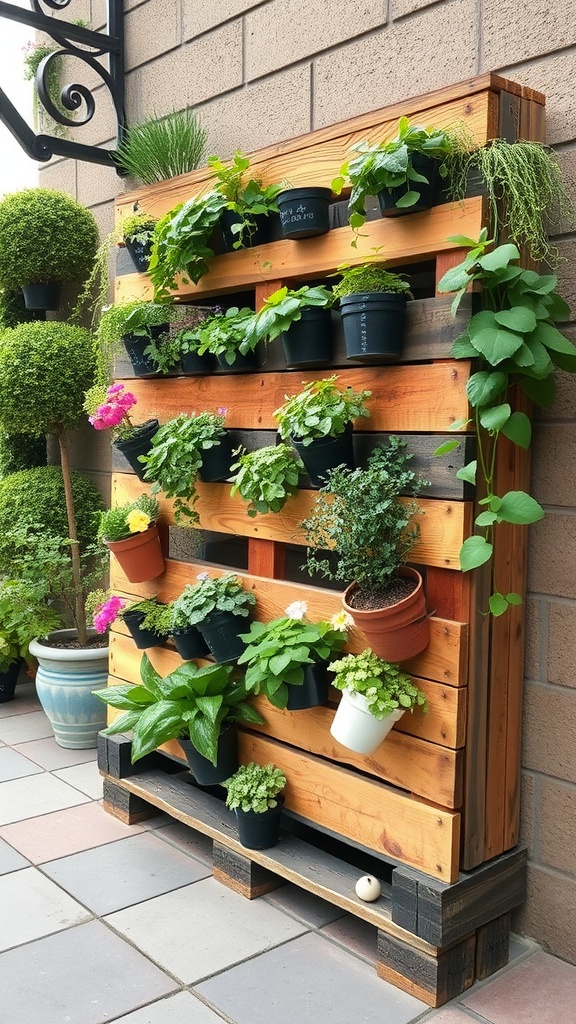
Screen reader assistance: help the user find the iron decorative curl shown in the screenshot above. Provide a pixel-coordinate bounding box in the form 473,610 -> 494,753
36,49 -> 115,128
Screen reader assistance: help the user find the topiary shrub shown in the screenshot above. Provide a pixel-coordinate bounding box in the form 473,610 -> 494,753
0,466 -> 104,556
0,432 -> 47,478
0,288 -> 37,329
0,188 -> 99,290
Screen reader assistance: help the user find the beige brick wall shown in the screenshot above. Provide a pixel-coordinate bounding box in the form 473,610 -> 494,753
35,0 -> 576,963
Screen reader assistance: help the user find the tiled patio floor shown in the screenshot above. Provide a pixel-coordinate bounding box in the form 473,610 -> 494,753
2,679 -> 576,1024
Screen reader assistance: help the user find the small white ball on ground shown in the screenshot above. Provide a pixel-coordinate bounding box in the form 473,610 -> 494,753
355,875 -> 381,901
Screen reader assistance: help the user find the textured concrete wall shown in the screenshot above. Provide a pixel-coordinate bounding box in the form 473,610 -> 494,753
37,0 -> 576,962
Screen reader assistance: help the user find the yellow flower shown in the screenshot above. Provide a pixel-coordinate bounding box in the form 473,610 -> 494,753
330,609 -> 354,632
126,510 -> 151,534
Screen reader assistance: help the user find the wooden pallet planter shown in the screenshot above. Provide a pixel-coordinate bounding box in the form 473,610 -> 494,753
101,74 -> 543,1004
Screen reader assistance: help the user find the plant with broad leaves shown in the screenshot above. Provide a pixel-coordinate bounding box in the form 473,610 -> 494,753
223,762 -> 286,813
148,190 -> 228,300
435,230 -> 575,615
242,285 -> 333,349
329,648 -> 428,720
208,150 -> 282,248
229,443 -> 304,517
274,374 -> 371,446
177,572 -> 256,626
192,306 -> 256,365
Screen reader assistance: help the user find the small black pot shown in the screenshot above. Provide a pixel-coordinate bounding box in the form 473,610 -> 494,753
122,610 -> 169,650
124,237 -> 153,272
21,282 -> 61,311
220,211 -> 271,252
0,659 -> 22,704
277,188 -> 332,239
292,422 -> 355,487
378,153 -> 439,217
198,431 -> 235,483
235,797 -> 284,850
180,349 -> 217,375
197,610 -> 249,663
280,308 -> 333,368
172,625 -> 209,660
113,419 -> 159,481
179,726 -> 238,786
217,348 -> 260,373
338,293 -> 407,363
122,326 -> 168,378
286,661 -> 329,711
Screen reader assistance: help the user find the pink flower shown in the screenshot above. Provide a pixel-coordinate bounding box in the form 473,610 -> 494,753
216,406 -> 228,418
88,383 -> 137,432
93,595 -> 126,634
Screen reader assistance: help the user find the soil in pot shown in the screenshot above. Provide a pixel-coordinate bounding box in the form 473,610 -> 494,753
338,293 -> 406,363
179,726 -> 237,786
292,422 -> 355,487
378,153 -> 439,217
277,187 -> 332,239
280,307 -> 333,368
113,419 -> 159,481
235,798 -> 284,850
122,326 -> 167,378
343,567 -> 429,663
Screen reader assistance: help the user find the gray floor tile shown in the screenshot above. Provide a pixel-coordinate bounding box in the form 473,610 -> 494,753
0,919 -> 176,1024
0,772 -> 90,825
0,700 -> 37,720
0,746 -> 44,782
112,991 -> 225,1023
0,710 -> 54,744
263,882 -> 346,928
153,821 -> 214,866
0,866 -> 91,950
0,836 -> 30,874
12,736 -> 97,769
321,914 -> 377,962
197,930 -> 427,1024
42,832 -> 211,914
53,760 -> 104,799
106,877 -> 308,983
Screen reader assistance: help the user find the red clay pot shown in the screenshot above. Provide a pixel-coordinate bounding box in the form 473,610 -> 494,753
342,566 -> 429,663
104,524 -> 165,583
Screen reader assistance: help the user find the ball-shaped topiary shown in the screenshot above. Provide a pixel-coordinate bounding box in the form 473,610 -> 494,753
0,321 -> 96,438
0,432 -> 47,478
0,188 -> 99,290
0,288 -> 38,330
0,466 -> 104,556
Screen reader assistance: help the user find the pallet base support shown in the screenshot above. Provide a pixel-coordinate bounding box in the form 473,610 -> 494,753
213,841 -> 283,899
102,778 -> 160,824
376,929 -> 476,1007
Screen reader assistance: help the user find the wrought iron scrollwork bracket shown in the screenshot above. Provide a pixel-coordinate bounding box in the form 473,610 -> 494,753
0,0 -> 125,169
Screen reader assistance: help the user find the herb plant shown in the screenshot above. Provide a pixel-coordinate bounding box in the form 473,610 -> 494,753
120,211 -> 158,245
331,264 -> 412,300
223,762 -> 286,813
274,374 -> 371,445
148,190 -> 228,300
98,494 -> 159,542
329,648 -> 428,719
243,285 -> 333,349
175,572 -> 256,626
193,306 -> 256,365
208,151 -> 282,248
113,108 -> 207,183
230,444 -> 304,517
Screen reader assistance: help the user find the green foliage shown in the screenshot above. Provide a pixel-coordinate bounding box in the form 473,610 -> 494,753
0,288 -> 37,330
0,466 -> 104,553
95,300 -> 174,382
274,374 -> 371,446
0,188 -> 98,290
301,438 -> 428,589
243,285 -> 333,349
141,412 -> 227,525
0,321 -> 95,439
208,150 -> 282,248
329,648 -> 428,720
0,576 -> 62,671
230,444 -> 304,517
0,432 -> 46,478
223,762 -> 286,813
331,264 -> 412,300
144,306 -> 212,373
113,109 -> 207,183
192,306 -> 256,365
172,573 -> 256,627
95,652 -> 265,766
237,607 -> 349,709
435,232 -> 576,614
148,190 -> 228,300
121,598 -> 172,635
98,493 -> 159,542
120,211 -> 158,244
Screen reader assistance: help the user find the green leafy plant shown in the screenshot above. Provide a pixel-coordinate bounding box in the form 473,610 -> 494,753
94,652 -> 265,766
98,494 -> 159,543
435,231 -> 576,615
243,285 -> 333,349
274,374 -> 371,446
192,306 -> 256,365
0,432 -> 46,478
173,572 -> 256,626
140,411 -> 228,525
329,648 -> 428,719
95,299 -> 175,382
237,599 -> 350,709
331,263 -> 412,300
223,762 -> 286,813
0,288 -> 37,330
208,150 -> 282,248
120,211 -> 159,246
143,306 -> 213,374
121,598 -> 172,636
301,438 -> 428,593
113,108 -> 207,183
0,576 -> 63,672
148,190 -> 228,300
230,444 -> 304,517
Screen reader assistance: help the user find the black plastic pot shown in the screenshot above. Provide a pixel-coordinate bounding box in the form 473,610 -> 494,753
286,661 -> 329,711
180,349 -> 217,375
198,431 -> 235,482
277,188 -> 332,239
0,659 -> 22,704
378,153 -> 439,217
179,726 -> 238,786
113,419 -> 159,481
220,211 -> 271,252
217,348 -> 260,373
172,625 -> 210,660
235,797 -> 284,850
122,610 -> 169,650
338,293 -> 407,363
197,610 -> 249,663
122,326 -> 167,378
124,237 -> 153,272
280,308 -> 333,368
21,282 -> 61,311
292,422 -> 355,487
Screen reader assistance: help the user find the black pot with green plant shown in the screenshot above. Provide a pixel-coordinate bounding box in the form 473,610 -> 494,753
113,108 -> 207,184
331,263 -> 412,362
169,586 -> 211,660
230,443 -> 304,517
0,188 -> 98,310
191,305 -> 260,371
119,210 -> 159,272
143,306 -> 215,375
0,577 -> 62,702
276,186 -> 333,239
208,151 -> 282,251
148,190 -> 228,300
175,572 -> 256,663
120,598 -> 172,650
97,299 -> 176,379
244,285 -> 334,368
223,762 -> 287,849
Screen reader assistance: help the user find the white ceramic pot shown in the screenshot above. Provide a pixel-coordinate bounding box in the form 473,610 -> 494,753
330,689 -> 405,755
29,629 -> 109,749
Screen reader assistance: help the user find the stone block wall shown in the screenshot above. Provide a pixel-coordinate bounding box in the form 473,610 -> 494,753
37,0 -> 576,963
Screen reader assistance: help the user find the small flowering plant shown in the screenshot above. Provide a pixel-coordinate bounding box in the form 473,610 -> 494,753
84,383 -> 141,441
223,762 -> 286,814
90,593 -> 126,634
97,494 -> 159,543
89,592 -> 171,637
329,649 -> 428,720
179,572 -> 256,626
237,601 -> 352,709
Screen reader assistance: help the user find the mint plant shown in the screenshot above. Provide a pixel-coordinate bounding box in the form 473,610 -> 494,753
223,762 -> 286,813
274,374 -> 371,445
230,444 -> 304,517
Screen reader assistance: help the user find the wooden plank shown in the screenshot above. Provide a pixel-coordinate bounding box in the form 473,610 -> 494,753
238,733 -> 461,881
102,779 -> 158,824
248,537 -> 285,578
425,567 -> 471,624
461,561 -> 492,870
475,913 -> 511,981
376,930 -> 476,1007
213,842 -> 282,899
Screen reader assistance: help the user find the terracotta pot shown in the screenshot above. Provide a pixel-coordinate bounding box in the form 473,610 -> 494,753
343,567 -> 429,663
103,523 -> 165,583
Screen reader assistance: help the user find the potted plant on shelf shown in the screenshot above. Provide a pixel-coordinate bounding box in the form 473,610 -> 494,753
193,305 -> 260,372
85,383 -> 159,482
244,285 -> 334,368
229,443 -> 304,517
94,652 -> 265,785
140,409 -> 232,526
328,648 -> 427,754
91,592 -> 171,650
96,299 -> 176,379
119,210 -> 159,272
276,184 -> 333,239
301,437 -> 430,662
175,572 -> 256,663
98,494 -> 165,584
0,187 -> 98,309
169,585 -> 210,660
274,374 -> 371,486
148,189 -> 228,300
331,264 -> 412,362
208,150 -> 282,250
143,306 -> 215,375
238,600 -> 352,710
112,108 -> 207,184
223,762 -> 287,849
0,577 -> 62,703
